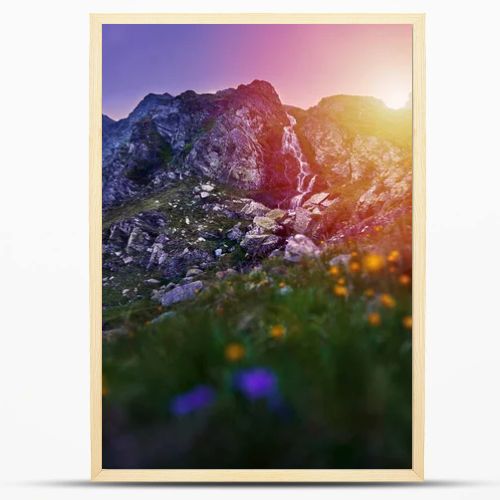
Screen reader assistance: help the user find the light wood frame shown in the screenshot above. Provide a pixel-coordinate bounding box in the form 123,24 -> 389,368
90,13 -> 425,482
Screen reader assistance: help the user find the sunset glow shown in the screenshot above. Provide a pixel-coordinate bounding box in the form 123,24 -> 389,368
103,24 -> 412,119
101,21 -> 415,469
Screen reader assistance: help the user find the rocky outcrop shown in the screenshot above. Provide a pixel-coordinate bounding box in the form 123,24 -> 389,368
102,80 -> 299,209
102,83 -> 413,311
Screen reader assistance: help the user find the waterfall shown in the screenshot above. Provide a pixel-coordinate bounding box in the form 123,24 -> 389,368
282,113 -> 317,209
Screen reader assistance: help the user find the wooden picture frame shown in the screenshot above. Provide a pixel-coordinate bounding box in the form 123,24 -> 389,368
90,13 -> 425,482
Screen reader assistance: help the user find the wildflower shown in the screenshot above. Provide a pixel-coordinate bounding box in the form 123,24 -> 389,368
402,316 -> 413,330
387,250 -> 401,263
269,324 -> 286,339
349,261 -> 361,273
374,225 -> 383,232
380,293 -> 396,308
233,367 -> 278,400
351,251 -> 359,258
337,277 -> 346,285
328,265 -> 340,277
225,342 -> 245,362
367,312 -> 381,326
279,281 -> 286,288
333,285 -> 348,297
170,385 -> 215,416
389,265 -> 398,273
364,288 -> 375,298
363,253 -> 385,273
399,274 -> 411,286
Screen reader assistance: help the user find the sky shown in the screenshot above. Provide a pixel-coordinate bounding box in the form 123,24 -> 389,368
103,24 -> 412,120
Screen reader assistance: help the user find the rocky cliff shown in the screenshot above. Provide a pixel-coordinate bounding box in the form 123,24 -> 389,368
102,80 -> 412,311
102,80 -> 306,209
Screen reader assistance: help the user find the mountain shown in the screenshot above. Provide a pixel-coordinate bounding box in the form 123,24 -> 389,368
101,81 -> 414,468
103,80 -> 303,209
102,80 -> 412,301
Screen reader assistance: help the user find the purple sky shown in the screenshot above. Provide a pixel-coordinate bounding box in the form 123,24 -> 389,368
103,24 -> 412,120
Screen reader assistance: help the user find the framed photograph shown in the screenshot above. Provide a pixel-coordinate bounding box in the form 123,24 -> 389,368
90,13 -> 425,482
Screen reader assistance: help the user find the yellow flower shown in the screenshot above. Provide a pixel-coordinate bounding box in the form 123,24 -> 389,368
337,277 -> 346,285
363,254 -> 385,273
333,285 -> 348,297
374,225 -> 383,232
349,261 -> 361,273
351,251 -> 359,258
367,312 -> 381,326
399,274 -> 411,286
225,342 -> 245,362
387,250 -> 401,263
328,265 -> 340,277
279,281 -> 286,288
270,324 -> 286,339
364,288 -> 375,298
380,293 -> 396,308
402,316 -> 413,330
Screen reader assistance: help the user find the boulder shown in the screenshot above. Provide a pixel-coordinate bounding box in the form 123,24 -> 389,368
265,208 -> 287,221
304,192 -> 330,206
125,226 -> 152,254
147,235 -> 169,268
240,233 -> 282,257
241,200 -> 269,217
155,280 -> 204,307
293,207 -> 312,234
226,223 -> 244,241
253,216 -> 280,232
284,234 -> 320,262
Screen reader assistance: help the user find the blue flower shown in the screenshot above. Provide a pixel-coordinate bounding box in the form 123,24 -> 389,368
169,384 -> 215,416
233,367 -> 278,400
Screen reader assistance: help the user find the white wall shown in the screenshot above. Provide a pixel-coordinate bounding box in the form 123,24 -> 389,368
1,0 -> 499,498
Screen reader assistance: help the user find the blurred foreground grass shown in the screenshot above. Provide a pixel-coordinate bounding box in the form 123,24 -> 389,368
102,250 -> 412,469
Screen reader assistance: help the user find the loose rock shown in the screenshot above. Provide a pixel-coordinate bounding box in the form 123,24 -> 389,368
155,281 -> 204,307
293,207 -> 312,234
241,200 -> 269,217
284,234 -> 320,262
241,233 -> 282,257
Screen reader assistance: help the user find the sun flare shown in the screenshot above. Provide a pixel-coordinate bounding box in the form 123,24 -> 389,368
380,88 -> 411,109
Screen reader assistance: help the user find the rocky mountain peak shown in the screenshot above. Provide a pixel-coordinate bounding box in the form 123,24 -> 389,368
237,79 -> 280,99
102,81 -> 412,250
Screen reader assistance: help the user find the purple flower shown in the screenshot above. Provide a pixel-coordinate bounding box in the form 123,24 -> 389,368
169,384 -> 215,416
233,367 -> 278,400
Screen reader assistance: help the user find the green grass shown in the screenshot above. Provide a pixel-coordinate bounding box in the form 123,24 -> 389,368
102,252 -> 412,469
